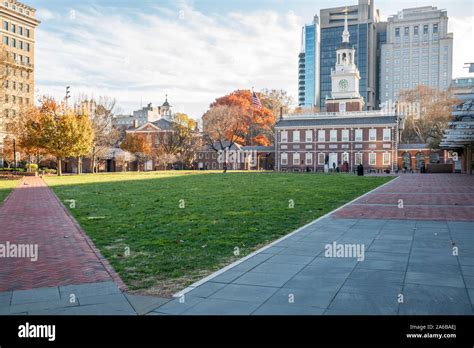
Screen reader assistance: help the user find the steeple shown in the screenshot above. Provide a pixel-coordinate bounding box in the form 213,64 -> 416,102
342,7 -> 350,43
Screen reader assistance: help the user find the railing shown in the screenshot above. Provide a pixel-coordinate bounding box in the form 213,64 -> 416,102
284,110 -> 396,119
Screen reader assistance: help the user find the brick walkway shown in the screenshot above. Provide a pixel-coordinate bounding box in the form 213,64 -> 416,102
333,174 -> 474,221
0,177 -> 114,292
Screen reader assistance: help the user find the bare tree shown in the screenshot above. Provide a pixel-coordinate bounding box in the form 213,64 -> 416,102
398,85 -> 458,148
76,96 -> 120,173
202,105 -> 244,152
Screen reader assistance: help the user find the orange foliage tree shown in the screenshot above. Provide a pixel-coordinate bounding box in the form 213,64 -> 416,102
207,90 -> 275,146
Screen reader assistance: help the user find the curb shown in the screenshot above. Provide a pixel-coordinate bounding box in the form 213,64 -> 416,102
174,175 -> 400,297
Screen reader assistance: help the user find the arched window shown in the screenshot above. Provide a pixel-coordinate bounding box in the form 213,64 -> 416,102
349,52 -> 352,64
402,152 -> 411,170
342,53 -> 347,63
415,152 -> 424,170
429,152 -> 440,163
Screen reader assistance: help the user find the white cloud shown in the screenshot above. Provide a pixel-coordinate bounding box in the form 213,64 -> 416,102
35,4 -> 301,118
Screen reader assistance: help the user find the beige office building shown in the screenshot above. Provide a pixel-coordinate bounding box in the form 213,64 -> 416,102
0,0 -> 39,165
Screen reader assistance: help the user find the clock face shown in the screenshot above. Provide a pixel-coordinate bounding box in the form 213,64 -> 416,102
339,79 -> 349,90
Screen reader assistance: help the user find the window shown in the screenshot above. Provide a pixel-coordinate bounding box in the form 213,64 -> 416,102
281,153 -> 288,165
433,23 -> 438,34
383,152 -> 391,165
318,130 -> 326,142
10,23 -> 15,33
339,102 -> 346,113
342,129 -> 349,142
25,56 -> 29,64
355,129 -> 363,141
305,130 -> 313,142
2,21 -> 7,30
293,130 -> 300,143
280,131 -> 288,142
404,27 -> 409,36
25,28 -> 30,37
414,25 -> 419,35
305,153 -> 312,165
369,153 -> 376,165
205,153 -> 209,159
318,153 -> 325,165
198,153 -> 203,159
293,153 -> 300,165
11,38 -> 15,47
3,36 -> 8,45
18,26 -> 22,36
395,27 -> 400,37
342,152 -> 349,163
25,43 -> 30,52
330,130 -> 337,142
355,153 -> 363,165
369,129 -> 377,141
383,128 -> 391,141
423,25 -> 428,35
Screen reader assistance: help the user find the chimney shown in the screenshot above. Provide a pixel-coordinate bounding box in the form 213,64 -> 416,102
133,119 -> 138,128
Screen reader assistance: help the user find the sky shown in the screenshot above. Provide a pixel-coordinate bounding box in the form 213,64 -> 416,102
28,0 -> 474,118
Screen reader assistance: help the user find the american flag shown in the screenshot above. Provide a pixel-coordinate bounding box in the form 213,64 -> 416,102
252,91 -> 263,111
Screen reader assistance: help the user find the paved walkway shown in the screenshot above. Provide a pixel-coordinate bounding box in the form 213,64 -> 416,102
152,174 -> 474,315
0,177 -> 170,315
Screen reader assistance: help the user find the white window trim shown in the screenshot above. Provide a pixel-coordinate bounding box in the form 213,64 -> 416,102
383,128 -> 391,141
330,130 -> 337,142
369,129 -> 377,141
281,152 -> 288,165
355,129 -> 363,142
342,129 -> 349,142
369,152 -> 376,166
293,130 -> 300,143
355,153 -> 363,165
281,131 -> 288,143
293,152 -> 300,165
305,130 -> 313,142
383,152 -> 391,165
318,153 -> 325,165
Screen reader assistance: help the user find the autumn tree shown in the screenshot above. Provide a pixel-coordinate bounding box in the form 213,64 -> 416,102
120,134 -> 152,170
158,113 -> 199,169
398,85 -> 458,148
209,90 -> 275,146
202,105 -> 245,151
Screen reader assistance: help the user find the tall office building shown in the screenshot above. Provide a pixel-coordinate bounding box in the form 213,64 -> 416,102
0,0 -> 40,165
380,6 -> 453,104
298,15 -> 320,108
319,0 -> 380,110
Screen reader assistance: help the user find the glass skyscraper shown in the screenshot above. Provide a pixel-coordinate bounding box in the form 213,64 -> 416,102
319,0 -> 380,110
298,16 -> 319,108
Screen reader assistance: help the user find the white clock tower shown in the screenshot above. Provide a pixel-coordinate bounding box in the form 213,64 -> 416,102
326,7 -> 364,113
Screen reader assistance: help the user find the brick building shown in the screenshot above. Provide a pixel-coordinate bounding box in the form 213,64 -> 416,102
276,10 -> 401,173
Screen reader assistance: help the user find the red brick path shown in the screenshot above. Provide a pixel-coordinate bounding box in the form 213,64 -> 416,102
0,177 -> 116,292
334,174 -> 474,221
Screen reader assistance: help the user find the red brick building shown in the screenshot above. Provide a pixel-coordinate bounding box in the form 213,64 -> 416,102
275,13 -> 401,174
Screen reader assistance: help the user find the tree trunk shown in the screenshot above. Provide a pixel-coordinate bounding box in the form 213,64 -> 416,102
91,147 -> 96,173
57,158 -> 62,176
77,157 -> 82,175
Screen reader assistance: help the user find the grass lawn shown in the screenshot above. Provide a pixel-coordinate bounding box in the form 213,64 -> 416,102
45,171 -> 393,296
0,177 -> 19,203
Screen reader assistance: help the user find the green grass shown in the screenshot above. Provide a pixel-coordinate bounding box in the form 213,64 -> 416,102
0,177 -> 19,202
45,171 -> 393,296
